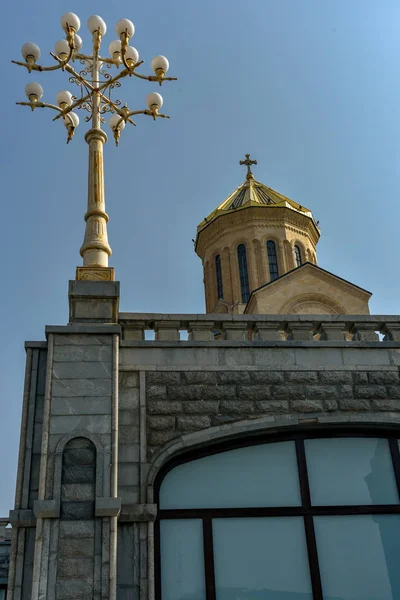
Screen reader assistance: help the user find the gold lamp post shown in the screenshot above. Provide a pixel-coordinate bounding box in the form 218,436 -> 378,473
13,12 -> 177,281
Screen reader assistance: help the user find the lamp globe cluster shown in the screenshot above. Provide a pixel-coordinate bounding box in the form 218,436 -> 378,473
15,12 -> 176,145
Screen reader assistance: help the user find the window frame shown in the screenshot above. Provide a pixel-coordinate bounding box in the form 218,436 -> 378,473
154,428 -> 400,600
266,240 -> 279,281
294,244 -> 302,267
237,243 -> 250,303
215,254 -> 223,301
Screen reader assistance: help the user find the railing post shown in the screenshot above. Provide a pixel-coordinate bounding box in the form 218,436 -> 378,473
382,323 -> 400,341
187,322 -> 215,341
122,320 -> 146,341
350,323 -> 380,341
318,322 -> 346,341
222,322 -> 249,341
285,321 -> 314,341
154,321 -> 181,341
254,322 -> 282,341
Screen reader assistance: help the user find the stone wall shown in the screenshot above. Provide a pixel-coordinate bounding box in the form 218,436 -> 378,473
56,438 -> 97,600
145,369 -> 400,453
0,523 -> 11,591
118,372 -> 140,507
8,317 -> 400,600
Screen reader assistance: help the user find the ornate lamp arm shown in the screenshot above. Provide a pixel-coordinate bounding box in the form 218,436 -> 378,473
16,101 -> 62,113
131,71 -> 178,86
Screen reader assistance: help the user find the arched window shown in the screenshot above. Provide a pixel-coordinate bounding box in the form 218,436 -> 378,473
267,240 -> 279,281
237,244 -> 250,303
215,255 -> 223,300
294,245 -> 302,268
58,438 -> 96,595
156,432 -> 400,600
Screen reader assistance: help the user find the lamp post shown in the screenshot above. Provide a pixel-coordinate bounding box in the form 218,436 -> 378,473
14,12 -> 176,281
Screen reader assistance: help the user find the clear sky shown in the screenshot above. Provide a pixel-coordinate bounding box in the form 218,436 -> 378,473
1,0 -> 400,515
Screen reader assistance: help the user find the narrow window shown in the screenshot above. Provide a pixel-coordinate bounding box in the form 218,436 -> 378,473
237,244 -> 250,303
215,255 -> 223,300
267,240 -> 279,281
294,245 -> 302,268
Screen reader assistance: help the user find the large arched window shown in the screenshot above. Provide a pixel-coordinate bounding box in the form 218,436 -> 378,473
267,240 -> 279,281
156,431 -> 400,600
294,245 -> 302,268
215,255 -> 223,300
237,244 -> 250,303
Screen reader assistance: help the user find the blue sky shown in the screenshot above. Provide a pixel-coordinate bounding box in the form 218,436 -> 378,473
1,0 -> 400,515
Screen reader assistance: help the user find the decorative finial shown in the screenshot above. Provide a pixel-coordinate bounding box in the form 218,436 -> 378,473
240,153 -> 257,180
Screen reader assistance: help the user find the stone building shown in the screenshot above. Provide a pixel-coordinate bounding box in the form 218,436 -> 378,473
6,156 -> 400,600
0,519 -> 11,600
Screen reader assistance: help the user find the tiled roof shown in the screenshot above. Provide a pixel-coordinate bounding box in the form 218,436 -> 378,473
197,175 -> 315,233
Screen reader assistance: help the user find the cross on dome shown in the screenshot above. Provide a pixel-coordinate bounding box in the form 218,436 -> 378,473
240,153 -> 257,180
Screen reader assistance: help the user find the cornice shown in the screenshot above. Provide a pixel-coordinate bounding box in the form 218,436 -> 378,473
196,205 -> 320,256
196,207 -> 319,258
250,264 -> 371,302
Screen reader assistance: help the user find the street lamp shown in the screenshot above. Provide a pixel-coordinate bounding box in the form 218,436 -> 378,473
13,12 -> 177,281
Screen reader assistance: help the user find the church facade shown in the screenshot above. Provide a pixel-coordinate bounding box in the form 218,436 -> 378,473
6,157 -> 400,600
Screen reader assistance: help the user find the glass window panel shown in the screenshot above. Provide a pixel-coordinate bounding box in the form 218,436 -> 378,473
237,244 -> 250,303
305,437 -> 399,505
0,590 -> 5,600
215,255 -> 223,300
294,245 -> 302,267
315,515 -> 400,600
160,519 -> 205,600
267,240 -> 279,281
160,441 -> 301,509
213,517 -> 312,600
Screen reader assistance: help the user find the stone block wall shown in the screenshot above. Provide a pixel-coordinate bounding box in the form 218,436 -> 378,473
115,341 -> 400,600
0,538 -> 11,589
8,329 -> 122,600
145,369 -> 400,454
118,372 -> 140,507
56,438 -> 97,600
8,320 -> 400,600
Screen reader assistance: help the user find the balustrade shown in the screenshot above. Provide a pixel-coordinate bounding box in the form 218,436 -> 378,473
119,314 -> 400,344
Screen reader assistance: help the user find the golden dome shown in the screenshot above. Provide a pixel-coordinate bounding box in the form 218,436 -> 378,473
197,155 -> 317,234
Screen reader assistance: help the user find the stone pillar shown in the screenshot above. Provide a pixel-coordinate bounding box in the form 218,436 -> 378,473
318,322 -> 346,341
27,326 -> 122,600
79,129 -> 112,273
252,239 -> 265,288
285,322 -> 314,341
246,241 -> 258,293
8,345 -> 47,600
208,258 -> 217,310
229,248 -> 241,305
154,321 -> 181,341
7,281 -> 123,600
277,241 -> 286,276
223,322 -> 249,341
254,322 -> 282,341
283,240 -> 295,272
289,241 -> 297,271
69,281 -> 120,324
260,239 -> 271,283
203,261 -> 213,313
188,322 -> 215,341
221,247 -> 233,303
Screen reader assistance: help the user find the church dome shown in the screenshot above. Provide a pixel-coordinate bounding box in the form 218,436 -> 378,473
195,155 -> 321,313
197,154 -> 318,236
